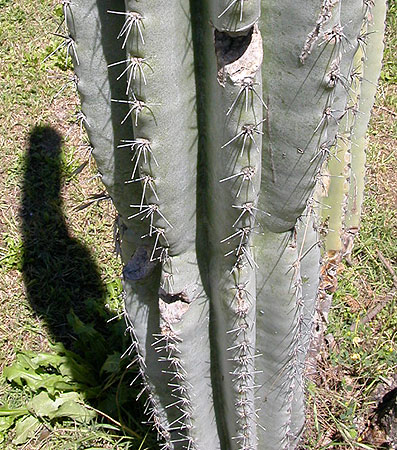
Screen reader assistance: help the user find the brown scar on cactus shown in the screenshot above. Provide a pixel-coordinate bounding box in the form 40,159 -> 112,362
123,248 -> 193,324
159,282 -> 199,324
214,24 -> 263,86
300,0 -> 339,63
159,298 -> 190,324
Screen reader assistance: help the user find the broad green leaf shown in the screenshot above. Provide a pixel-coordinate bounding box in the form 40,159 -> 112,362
0,415 -> 19,432
27,392 -> 95,423
50,342 -> 88,367
12,415 -> 41,445
28,392 -> 58,417
31,352 -> 65,369
49,341 -> 68,355
3,365 -> 42,388
0,407 -> 28,418
100,352 -> 122,375
52,401 -> 95,423
15,352 -> 40,371
67,310 -> 98,337
49,393 -> 96,423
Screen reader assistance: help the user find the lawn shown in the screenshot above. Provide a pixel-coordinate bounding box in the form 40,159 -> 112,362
0,1 -> 395,449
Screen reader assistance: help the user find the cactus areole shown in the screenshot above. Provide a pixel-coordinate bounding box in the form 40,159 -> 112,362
62,0 -> 386,448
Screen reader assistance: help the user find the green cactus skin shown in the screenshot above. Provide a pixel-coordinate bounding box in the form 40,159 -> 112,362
60,0 -> 386,448
259,0 -> 367,233
212,0 -> 261,32
254,213 -> 320,448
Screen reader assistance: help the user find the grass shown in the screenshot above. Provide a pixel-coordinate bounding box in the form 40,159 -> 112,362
0,1 -> 157,448
0,1 -> 395,449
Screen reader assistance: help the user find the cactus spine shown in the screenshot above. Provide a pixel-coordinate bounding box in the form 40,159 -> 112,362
60,0 -> 386,448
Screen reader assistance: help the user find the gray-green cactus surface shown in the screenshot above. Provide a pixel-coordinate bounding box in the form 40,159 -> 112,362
60,0 -> 386,448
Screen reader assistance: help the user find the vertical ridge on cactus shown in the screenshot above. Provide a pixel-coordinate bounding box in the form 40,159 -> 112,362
60,0 -> 386,448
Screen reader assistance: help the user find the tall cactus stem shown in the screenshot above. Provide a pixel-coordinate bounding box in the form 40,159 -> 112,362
254,210 -> 320,449
196,2 -> 264,446
345,0 -> 387,236
121,0 -> 220,446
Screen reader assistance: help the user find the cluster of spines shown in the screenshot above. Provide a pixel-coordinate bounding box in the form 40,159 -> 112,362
213,6 -> 272,445
278,3 -> 364,443
108,8 -> 172,274
218,0 -> 247,22
317,2 -> 371,249
216,27 -> 265,444
50,0 -> 379,447
219,77 -> 266,273
44,2 -> 82,121
333,8 -> 370,243
153,327 -> 197,449
43,30 -> 79,66
57,2 -> 350,448
289,4 -> 371,445
299,0 -> 360,222
123,312 -> 172,447
282,211 -> 320,449
298,0 -> 356,180
228,278 -> 262,450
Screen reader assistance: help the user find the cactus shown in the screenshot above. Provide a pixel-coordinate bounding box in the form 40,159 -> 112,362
57,0 -> 386,448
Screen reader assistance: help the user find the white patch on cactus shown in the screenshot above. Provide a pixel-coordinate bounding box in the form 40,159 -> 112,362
159,298 -> 190,324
